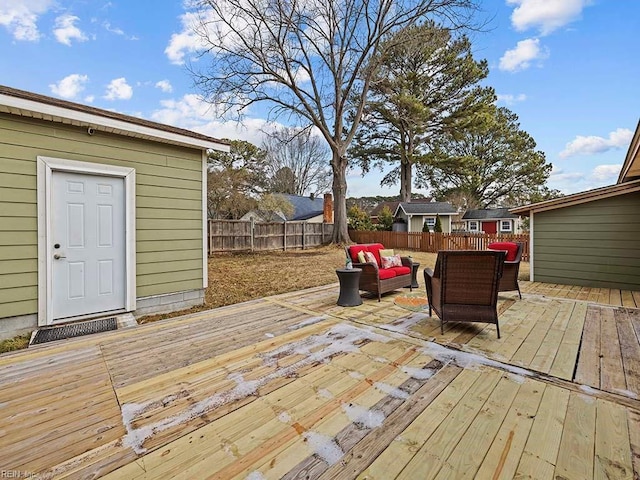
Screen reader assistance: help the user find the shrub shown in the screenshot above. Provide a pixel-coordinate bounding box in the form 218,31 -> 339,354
434,214 -> 443,233
347,205 -> 374,230
422,221 -> 430,233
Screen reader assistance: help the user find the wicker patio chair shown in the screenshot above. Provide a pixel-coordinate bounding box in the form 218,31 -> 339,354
488,241 -> 523,299
424,250 -> 505,338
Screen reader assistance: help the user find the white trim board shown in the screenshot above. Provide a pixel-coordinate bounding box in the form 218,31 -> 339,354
0,92 -> 230,152
37,156 -> 136,326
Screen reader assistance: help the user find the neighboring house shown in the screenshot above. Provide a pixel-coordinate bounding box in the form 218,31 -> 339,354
461,208 -> 524,234
511,119 -> 640,290
393,201 -> 457,233
241,193 -> 333,223
370,198 -> 433,224
369,201 -> 400,225
0,85 -> 229,339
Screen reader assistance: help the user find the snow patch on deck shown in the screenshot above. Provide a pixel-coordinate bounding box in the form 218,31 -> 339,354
120,323 -> 389,454
341,402 -> 385,429
303,431 -> 344,465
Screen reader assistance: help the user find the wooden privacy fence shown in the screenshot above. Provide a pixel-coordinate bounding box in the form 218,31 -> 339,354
208,219 -> 334,254
349,230 -> 530,262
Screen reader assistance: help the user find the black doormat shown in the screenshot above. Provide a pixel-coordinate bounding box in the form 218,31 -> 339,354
31,317 -> 117,345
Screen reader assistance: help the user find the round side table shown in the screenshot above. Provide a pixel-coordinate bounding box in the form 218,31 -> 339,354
409,261 -> 420,288
336,268 -> 363,307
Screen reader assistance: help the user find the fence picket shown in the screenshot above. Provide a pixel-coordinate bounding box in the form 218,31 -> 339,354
208,220 -> 334,255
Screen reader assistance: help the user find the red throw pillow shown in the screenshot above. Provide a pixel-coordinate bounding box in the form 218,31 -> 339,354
488,242 -> 519,261
363,251 -> 378,269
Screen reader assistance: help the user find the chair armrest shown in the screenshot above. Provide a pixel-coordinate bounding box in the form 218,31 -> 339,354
424,267 -> 435,278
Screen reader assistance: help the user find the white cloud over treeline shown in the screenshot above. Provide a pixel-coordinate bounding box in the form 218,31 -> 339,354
508,0 -> 589,35
560,128 -> 633,158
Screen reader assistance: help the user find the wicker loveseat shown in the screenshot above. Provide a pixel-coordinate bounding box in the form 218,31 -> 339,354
345,243 -> 413,301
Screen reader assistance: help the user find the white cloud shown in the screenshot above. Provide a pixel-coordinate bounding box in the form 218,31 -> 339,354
0,0 -> 54,41
496,93 -> 527,105
104,77 -> 133,100
103,20 -> 138,40
559,128 -> 633,158
49,73 -> 89,99
591,164 -> 621,182
165,11 -> 205,65
103,21 -> 124,36
499,38 -> 548,72
155,80 -> 173,93
507,0 -> 589,35
53,14 -> 87,46
150,94 -> 283,145
84,95 -> 95,103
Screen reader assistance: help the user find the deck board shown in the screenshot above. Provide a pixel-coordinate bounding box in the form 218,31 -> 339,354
1,281 -> 640,479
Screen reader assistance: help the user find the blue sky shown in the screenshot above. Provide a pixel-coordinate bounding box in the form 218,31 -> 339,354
1,0 -> 638,200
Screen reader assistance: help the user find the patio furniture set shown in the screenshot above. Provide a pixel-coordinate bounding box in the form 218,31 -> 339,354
339,241 -> 524,338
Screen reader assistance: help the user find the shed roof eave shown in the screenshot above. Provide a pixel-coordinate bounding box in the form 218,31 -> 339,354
510,178 -> 640,215
0,87 -> 230,152
617,119 -> 640,183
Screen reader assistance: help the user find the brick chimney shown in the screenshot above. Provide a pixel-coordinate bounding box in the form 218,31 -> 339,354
323,193 -> 333,223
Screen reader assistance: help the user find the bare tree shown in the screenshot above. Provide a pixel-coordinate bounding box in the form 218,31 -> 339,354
262,127 -> 332,196
190,0 -> 479,243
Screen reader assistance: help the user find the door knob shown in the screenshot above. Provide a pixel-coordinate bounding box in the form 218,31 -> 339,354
53,253 -> 66,260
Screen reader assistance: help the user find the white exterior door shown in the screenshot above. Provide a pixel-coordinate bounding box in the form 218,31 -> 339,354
51,171 -> 126,320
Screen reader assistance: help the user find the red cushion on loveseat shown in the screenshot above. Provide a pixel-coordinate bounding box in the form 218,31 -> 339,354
348,245 -> 369,263
377,267 -> 397,280
388,265 -> 411,276
488,242 -> 519,261
366,243 -> 385,267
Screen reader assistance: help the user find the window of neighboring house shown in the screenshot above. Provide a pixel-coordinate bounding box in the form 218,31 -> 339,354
468,221 -> 478,231
426,217 -> 436,227
501,220 -> 512,232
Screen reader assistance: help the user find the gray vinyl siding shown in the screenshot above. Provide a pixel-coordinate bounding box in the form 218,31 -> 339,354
0,113 -> 204,319
533,192 -> 640,290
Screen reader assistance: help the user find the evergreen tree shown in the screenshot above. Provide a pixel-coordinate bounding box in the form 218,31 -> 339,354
350,22 -> 495,202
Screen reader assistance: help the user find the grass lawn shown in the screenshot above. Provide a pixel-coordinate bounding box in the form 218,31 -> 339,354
140,244 -> 440,323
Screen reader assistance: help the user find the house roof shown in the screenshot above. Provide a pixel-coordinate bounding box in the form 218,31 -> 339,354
0,85 -> 229,152
510,178 -> 640,215
370,201 -> 400,217
283,194 -> 325,221
618,119 -> 640,183
462,208 -> 519,220
396,201 -> 457,216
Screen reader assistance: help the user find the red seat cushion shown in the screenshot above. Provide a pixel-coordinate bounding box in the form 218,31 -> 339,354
378,268 -> 397,280
488,242 -> 519,261
389,265 -> 411,276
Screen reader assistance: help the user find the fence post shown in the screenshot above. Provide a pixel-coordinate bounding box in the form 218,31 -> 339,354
283,221 -> 287,251
250,217 -> 255,252
302,222 -> 306,250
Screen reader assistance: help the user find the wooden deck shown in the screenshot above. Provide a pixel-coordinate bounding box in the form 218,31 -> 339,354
1,281 -> 639,479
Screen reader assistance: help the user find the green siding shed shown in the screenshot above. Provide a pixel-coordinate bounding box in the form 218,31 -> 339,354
0,85 -> 228,339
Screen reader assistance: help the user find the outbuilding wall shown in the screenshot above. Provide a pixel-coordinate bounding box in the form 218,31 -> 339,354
0,113 -> 205,322
532,191 -> 640,289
